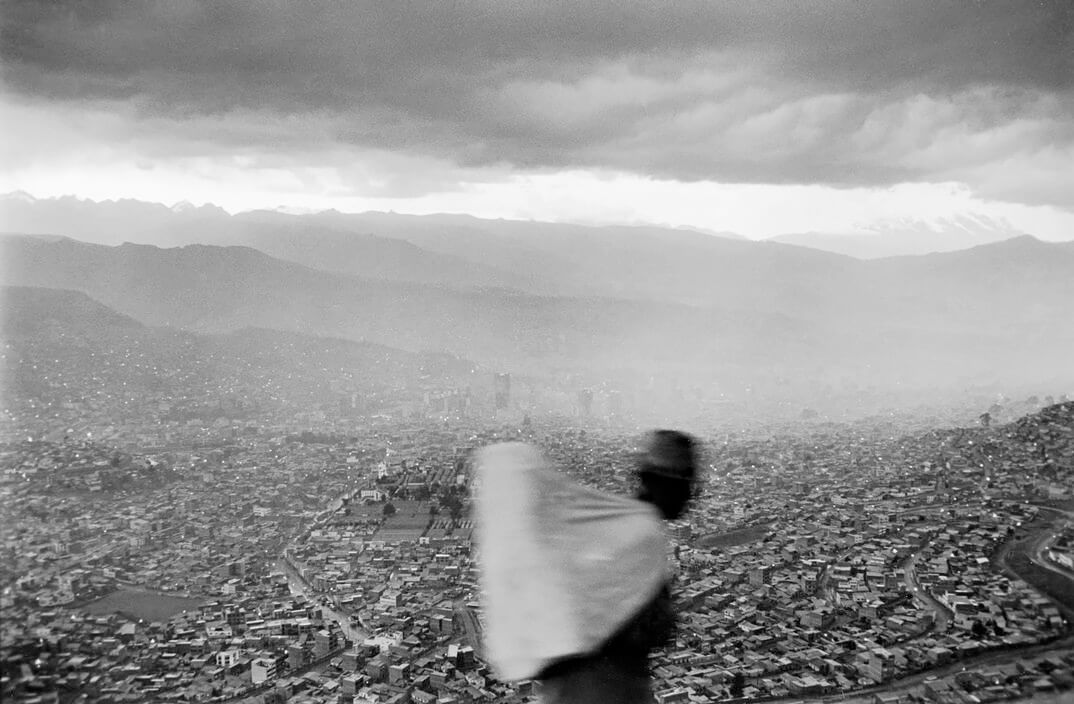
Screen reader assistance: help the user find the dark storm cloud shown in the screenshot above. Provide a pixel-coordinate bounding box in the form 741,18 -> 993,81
2,0 -> 1072,200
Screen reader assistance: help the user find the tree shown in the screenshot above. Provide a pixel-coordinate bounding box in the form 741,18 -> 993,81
382,503 -> 396,517
971,619 -> 988,640
730,672 -> 745,699
441,494 -> 463,520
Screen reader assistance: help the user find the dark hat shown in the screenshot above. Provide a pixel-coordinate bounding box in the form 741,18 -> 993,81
640,429 -> 697,481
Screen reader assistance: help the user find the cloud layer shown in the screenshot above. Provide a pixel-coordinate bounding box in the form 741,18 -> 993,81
3,0 -> 1072,206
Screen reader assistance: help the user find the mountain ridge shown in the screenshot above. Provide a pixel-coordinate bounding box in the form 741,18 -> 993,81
3,234 -> 1073,403
768,215 -> 1041,259
7,193 -> 1070,314
0,193 -> 860,307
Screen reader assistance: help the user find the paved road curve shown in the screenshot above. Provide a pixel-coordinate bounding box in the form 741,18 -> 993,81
1029,506 -> 1074,580
276,558 -> 367,644
903,549 -> 952,632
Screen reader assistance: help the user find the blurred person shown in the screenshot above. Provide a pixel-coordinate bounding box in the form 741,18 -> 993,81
535,429 -> 699,704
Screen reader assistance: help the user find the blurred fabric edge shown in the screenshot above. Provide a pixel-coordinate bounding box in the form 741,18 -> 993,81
474,442 -> 668,681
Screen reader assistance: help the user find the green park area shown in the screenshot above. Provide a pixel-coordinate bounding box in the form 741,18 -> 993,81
83,588 -> 204,622
696,522 -> 771,549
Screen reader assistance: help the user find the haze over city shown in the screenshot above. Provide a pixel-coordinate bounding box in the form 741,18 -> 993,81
1,2 -> 1073,704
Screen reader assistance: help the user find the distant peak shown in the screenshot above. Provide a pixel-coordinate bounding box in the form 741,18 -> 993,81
272,205 -> 319,215
1,190 -> 37,203
170,200 -> 228,216
972,234 -> 1042,251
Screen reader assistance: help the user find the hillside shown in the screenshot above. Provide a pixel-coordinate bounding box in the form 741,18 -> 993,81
0,286 -> 479,419
0,236 -> 816,377
3,233 -> 1074,406
0,285 -> 143,337
859,236 -> 1074,332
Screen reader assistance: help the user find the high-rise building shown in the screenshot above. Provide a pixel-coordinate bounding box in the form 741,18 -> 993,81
494,373 -> 511,410
607,390 -> 623,415
578,389 -> 593,416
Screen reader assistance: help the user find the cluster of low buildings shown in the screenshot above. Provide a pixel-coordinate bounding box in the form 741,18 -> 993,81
2,396 -> 1072,702
0,413 -> 537,702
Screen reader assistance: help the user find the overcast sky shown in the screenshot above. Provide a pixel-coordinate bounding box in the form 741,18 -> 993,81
2,0 -> 1072,238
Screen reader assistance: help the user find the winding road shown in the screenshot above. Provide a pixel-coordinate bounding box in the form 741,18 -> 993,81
276,557 -> 367,644
1029,506 -> 1074,580
902,549 -> 952,632
273,487 -> 369,645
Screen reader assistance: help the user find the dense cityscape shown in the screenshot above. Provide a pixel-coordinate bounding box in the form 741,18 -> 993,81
3,4 -> 1074,703
2,329 -> 1072,704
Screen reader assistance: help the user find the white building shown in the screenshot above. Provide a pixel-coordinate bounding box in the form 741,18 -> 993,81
216,650 -> 239,668
251,657 -> 277,684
